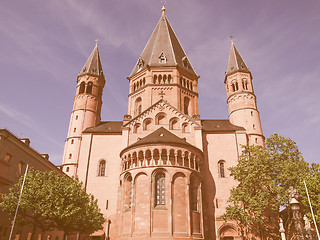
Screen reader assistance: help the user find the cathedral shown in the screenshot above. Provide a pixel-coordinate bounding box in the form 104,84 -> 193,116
61,6 -> 264,240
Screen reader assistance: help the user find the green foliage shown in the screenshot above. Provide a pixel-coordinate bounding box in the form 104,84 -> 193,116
0,168 -> 104,239
222,133 -> 309,238
298,163 -> 320,225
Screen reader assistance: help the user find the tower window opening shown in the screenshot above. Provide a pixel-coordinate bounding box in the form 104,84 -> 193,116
255,138 -> 258,143
86,82 -> 93,94
242,79 -> 248,90
218,160 -> 225,178
180,76 -> 182,85
253,124 -> 256,130
183,79 -> 186,87
143,77 -> 146,85
69,154 -> 72,159
73,128 -> 76,132
155,172 -> 165,206
168,74 -> 172,83
190,83 -> 193,91
163,75 -> 167,84
187,81 -> 189,89
251,111 -> 253,116
79,82 -> 85,94
231,83 -> 235,92
235,82 -> 239,91
75,115 -> 78,120
98,160 -> 106,176
134,97 -> 142,116
154,75 -> 157,84
184,97 -> 190,115
66,167 -> 69,172
71,139 -> 74,144
159,52 -> 167,64
158,75 -> 162,84
133,83 -> 136,91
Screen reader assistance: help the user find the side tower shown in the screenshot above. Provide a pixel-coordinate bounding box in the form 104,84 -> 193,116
225,41 -> 264,145
62,43 -> 105,177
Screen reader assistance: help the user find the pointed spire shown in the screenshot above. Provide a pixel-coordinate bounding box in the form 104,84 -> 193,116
226,40 -> 250,76
129,11 -> 197,77
79,42 -> 104,78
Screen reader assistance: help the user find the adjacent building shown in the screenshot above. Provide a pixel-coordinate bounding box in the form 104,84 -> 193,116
0,129 -> 64,240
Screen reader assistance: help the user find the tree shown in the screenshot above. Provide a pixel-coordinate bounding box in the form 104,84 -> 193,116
298,163 -> 320,226
0,168 -> 104,240
222,133 -> 309,239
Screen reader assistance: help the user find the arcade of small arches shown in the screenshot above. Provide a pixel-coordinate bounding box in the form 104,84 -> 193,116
227,78 -> 249,93
133,77 -> 146,92
180,76 -> 194,91
132,115 -> 191,133
120,147 -> 202,173
153,74 -> 172,85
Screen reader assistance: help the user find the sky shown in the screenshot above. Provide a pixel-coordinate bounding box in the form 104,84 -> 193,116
0,0 -> 319,166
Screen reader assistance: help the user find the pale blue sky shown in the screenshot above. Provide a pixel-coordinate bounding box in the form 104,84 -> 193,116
0,0 -> 319,165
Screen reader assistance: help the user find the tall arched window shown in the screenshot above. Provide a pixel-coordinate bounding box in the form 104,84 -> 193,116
155,172 -> 165,206
98,160 -> 106,176
184,97 -> 190,115
135,97 -> 142,116
218,160 -> 226,178
79,82 -> 85,94
124,175 -> 132,209
86,82 -> 93,94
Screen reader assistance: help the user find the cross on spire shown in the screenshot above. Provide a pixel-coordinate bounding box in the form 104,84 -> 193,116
95,38 -> 100,46
161,0 -> 166,12
229,35 -> 234,43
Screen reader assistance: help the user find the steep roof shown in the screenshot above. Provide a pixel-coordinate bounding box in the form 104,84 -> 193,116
201,120 -> 245,132
83,121 -> 122,133
225,41 -> 250,76
78,43 -> 104,78
129,11 -> 197,77
128,127 -> 193,148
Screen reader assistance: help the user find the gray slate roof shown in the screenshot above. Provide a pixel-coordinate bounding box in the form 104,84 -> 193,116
83,121 -> 122,133
78,44 -> 104,78
128,127 -> 193,148
129,11 -> 197,77
225,41 -> 250,76
201,120 -> 245,132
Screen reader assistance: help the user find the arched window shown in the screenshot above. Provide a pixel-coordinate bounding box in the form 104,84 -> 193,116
86,82 -> 93,94
143,118 -> 152,130
190,83 -> 193,91
182,123 -> 190,133
158,75 -> 162,84
169,117 -> 179,130
155,172 -> 165,206
79,82 -> 85,94
135,97 -> 142,116
66,167 -> 69,172
133,123 -> 141,133
154,75 -> 157,84
98,160 -> 106,176
156,112 -> 166,125
168,74 -> 172,83
124,175 -> 132,209
231,83 -> 235,92
235,82 -> 239,91
242,79 -> 248,90
163,75 -> 167,84
184,97 -> 190,115
68,154 -> 72,159
218,160 -> 226,178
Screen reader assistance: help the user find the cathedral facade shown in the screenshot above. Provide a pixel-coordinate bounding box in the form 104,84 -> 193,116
61,7 -> 264,240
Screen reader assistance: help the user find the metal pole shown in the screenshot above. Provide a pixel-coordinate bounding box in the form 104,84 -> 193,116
304,180 -> 320,240
9,164 -> 29,240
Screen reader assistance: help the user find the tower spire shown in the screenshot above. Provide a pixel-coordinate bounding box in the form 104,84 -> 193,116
79,42 -> 104,78
226,40 -> 250,77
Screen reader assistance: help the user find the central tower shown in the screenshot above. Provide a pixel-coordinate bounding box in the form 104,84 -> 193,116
127,8 -> 199,118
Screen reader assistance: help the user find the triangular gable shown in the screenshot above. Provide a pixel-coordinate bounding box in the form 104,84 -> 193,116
123,99 -> 201,129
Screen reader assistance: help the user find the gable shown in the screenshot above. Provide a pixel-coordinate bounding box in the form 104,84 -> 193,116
124,99 -> 201,147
